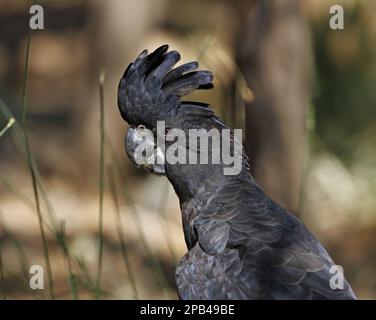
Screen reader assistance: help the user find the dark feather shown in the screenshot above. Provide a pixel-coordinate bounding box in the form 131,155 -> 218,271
118,46 -> 357,300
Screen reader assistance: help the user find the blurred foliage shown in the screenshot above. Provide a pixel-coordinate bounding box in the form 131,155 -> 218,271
311,1 -> 376,164
1,0 -> 375,299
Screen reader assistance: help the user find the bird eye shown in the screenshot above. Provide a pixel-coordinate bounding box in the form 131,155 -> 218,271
165,127 -> 172,136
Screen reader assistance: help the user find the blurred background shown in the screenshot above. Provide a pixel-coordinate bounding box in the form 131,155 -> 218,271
0,0 -> 375,299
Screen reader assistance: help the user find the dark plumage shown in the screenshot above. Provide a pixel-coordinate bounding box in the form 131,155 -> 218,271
118,45 -> 357,300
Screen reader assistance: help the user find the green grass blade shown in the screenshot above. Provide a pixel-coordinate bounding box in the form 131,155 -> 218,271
107,164 -> 139,299
0,98 -> 79,300
95,70 -> 106,299
0,218 -> 36,299
56,223 -> 78,300
0,236 -> 5,300
20,28 -> 55,300
156,180 -> 178,262
106,138 -> 171,298
0,117 -> 15,139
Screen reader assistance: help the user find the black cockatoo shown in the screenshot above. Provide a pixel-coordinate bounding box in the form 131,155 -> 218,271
118,45 -> 356,300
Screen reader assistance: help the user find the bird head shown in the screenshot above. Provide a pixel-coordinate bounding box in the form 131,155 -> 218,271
119,44 -> 215,178
119,45 -> 249,201
125,124 -> 166,176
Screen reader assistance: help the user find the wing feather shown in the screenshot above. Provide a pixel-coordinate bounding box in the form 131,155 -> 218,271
177,174 -> 357,300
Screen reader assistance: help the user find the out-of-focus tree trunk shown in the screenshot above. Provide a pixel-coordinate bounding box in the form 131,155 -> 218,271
235,0 -> 312,213
76,0 -> 167,183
